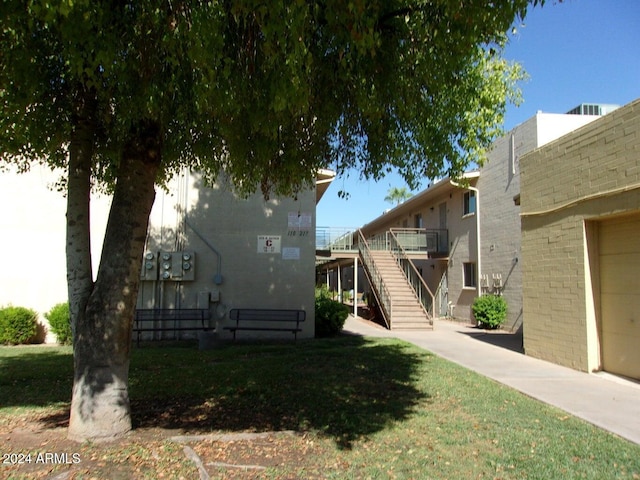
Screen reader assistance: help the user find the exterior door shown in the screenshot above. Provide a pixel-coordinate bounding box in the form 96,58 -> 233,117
598,213 -> 640,380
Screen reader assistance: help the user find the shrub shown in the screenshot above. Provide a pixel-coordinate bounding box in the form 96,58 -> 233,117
0,306 -> 38,344
472,295 -> 507,329
45,302 -> 72,345
315,287 -> 349,337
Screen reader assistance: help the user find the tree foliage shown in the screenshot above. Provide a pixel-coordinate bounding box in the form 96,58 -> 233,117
384,186 -> 413,205
1,0 -> 542,441
2,0 -> 534,193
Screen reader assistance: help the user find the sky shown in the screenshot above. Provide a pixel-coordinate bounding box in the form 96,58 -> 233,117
316,0 -> 640,229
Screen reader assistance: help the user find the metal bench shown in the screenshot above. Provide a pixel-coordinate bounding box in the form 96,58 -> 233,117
225,308 -> 306,341
133,308 -> 211,345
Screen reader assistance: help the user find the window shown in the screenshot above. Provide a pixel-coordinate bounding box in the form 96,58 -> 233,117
463,262 -> 476,288
463,191 -> 476,216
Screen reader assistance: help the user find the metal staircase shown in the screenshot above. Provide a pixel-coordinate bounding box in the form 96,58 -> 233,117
358,230 -> 434,330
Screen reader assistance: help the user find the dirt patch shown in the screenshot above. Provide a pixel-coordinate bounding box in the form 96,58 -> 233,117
1,409 -> 331,479
186,432 -> 330,479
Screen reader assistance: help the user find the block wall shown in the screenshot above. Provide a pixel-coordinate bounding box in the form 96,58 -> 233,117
139,172 -> 317,340
520,99 -> 640,372
476,117 -> 536,330
478,113 -> 601,332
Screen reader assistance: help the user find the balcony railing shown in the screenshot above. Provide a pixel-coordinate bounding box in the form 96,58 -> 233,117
389,228 -> 448,255
316,227 -> 449,256
316,227 -> 357,252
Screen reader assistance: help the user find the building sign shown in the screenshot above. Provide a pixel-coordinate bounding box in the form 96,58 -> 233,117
288,212 -> 312,229
282,247 -> 300,260
288,212 -> 312,237
257,235 -> 281,254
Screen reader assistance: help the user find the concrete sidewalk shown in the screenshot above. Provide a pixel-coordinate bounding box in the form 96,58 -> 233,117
344,315 -> 640,445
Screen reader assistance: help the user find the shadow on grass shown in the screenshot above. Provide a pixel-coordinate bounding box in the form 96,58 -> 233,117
0,346 -> 73,407
1,336 -> 429,449
131,336 -> 429,449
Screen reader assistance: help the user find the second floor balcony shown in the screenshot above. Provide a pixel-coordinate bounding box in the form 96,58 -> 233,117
316,227 -> 449,259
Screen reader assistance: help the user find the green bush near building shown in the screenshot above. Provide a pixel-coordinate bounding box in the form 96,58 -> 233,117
472,294 -> 507,329
45,302 -> 72,345
0,306 -> 38,344
315,286 -> 349,337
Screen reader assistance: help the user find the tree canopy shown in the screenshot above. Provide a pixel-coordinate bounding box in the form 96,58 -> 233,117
1,0 -> 542,441
385,186 -> 413,205
2,0 -> 533,194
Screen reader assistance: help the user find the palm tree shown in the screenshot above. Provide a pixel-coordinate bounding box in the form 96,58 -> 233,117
384,186 -> 412,205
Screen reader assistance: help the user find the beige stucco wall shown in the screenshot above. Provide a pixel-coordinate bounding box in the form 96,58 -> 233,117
520,98 -> 640,372
138,172 -> 317,340
0,166 -> 316,342
0,165 -> 111,342
446,184 -> 478,321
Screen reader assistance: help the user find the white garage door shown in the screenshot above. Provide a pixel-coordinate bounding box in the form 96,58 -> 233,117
599,213 -> 640,380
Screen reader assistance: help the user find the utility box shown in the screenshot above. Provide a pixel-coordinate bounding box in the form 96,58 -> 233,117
141,252 -> 158,280
159,251 -> 196,281
197,291 -> 210,309
180,251 -> 195,281
159,252 -> 173,280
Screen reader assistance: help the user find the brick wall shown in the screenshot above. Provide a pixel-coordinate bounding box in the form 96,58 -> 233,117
477,113 -> 601,332
520,98 -> 640,372
476,117 -> 536,330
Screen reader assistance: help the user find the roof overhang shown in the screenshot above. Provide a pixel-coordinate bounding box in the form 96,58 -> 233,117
360,171 -> 479,233
316,168 -> 336,204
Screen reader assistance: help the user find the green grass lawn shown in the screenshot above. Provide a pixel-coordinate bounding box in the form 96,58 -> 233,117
1,336 -> 639,479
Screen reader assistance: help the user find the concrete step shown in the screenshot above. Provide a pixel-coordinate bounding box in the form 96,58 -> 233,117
391,323 -> 433,330
363,249 -> 433,330
392,304 -> 426,312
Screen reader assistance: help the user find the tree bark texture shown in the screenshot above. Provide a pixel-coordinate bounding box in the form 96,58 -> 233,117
66,90 -> 96,344
68,120 -> 161,442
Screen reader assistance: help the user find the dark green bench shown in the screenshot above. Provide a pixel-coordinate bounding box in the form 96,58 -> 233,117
133,308 -> 210,345
225,308 -> 306,341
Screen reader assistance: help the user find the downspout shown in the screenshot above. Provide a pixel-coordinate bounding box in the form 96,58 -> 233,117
450,180 -> 481,297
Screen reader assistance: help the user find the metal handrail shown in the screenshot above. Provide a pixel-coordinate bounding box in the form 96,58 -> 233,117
387,230 -> 435,324
389,227 -> 449,254
357,230 -> 392,329
316,227 -> 358,252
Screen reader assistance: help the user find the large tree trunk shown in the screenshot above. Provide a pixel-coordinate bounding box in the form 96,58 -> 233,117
68,120 -> 162,442
66,89 -> 96,347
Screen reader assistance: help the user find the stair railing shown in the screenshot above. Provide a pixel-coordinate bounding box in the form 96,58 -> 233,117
357,230 -> 392,329
387,230 -> 435,324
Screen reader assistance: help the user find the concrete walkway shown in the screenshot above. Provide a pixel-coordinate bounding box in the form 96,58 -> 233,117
344,315 -> 640,446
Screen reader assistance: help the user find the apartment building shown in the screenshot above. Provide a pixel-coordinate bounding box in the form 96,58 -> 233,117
319,104 -> 617,334
0,166 -> 333,342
